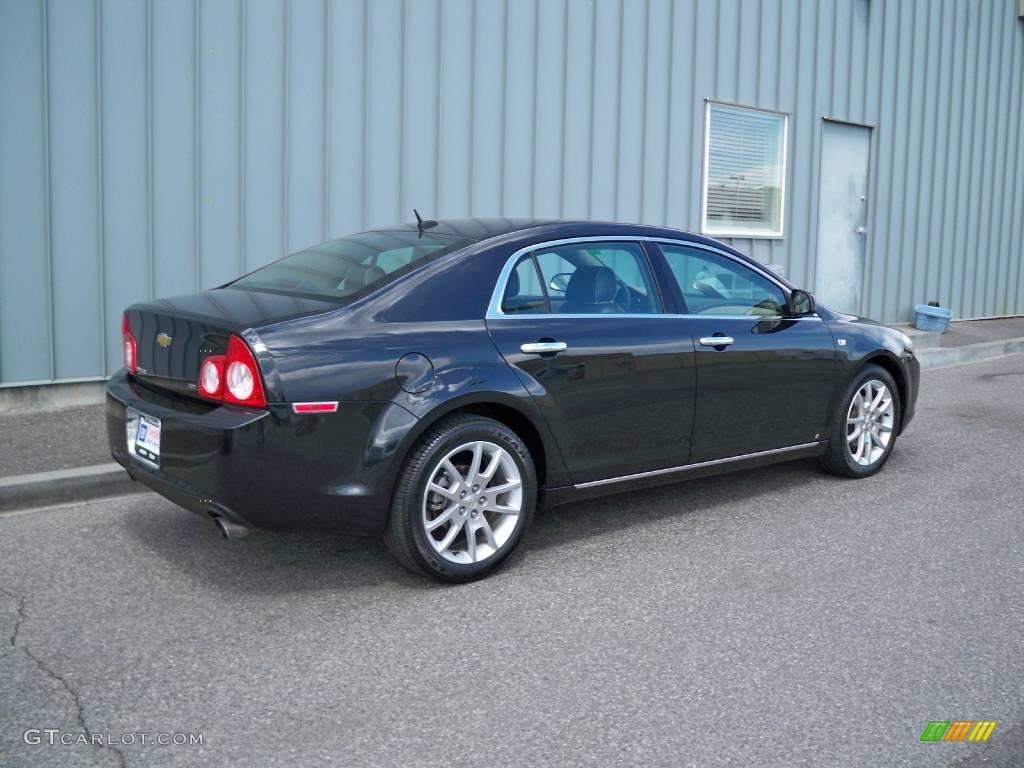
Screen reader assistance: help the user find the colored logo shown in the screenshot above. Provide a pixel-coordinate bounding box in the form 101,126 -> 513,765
920,721 -> 997,742
156,332 -> 173,348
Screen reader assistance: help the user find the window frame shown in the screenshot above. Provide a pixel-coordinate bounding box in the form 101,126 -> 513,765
700,100 -> 789,239
486,235 -> 800,321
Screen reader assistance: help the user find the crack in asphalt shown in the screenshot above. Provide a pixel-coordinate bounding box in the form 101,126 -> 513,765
2,588 -> 127,768
11,594 -> 26,648
0,586 -> 25,648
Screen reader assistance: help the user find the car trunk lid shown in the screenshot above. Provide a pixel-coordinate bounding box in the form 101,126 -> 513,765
125,287 -> 340,398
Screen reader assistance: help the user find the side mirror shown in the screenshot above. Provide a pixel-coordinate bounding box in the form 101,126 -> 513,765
789,289 -> 816,317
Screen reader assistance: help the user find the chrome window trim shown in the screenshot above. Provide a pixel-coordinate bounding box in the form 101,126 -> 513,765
574,441 -> 824,489
485,234 -> 802,321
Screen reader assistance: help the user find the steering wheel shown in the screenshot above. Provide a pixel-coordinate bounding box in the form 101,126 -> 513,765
744,297 -> 785,317
612,277 -> 632,312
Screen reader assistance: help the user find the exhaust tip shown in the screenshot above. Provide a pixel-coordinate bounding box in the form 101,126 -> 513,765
212,516 -> 250,540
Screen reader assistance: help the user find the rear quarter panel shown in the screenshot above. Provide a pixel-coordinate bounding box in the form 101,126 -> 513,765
254,316 -> 573,489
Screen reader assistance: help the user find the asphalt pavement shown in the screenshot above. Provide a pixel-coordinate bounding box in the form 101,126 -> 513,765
1,354 -> 1023,767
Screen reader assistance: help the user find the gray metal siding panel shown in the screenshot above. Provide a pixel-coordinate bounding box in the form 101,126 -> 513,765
563,0 -> 594,219
48,0 -> 103,378
502,0 -> 536,218
327,0 -> 365,236
100,0 -> 149,376
242,0 -> 286,273
153,0 -> 200,295
533,0 -> 566,217
1011,6 -> 1024,312
616,0 -> 647,224
2,0 -> 1023,385
0,0 -> 52,382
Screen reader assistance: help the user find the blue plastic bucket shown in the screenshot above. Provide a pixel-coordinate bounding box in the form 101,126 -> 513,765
913,304 -> 952,333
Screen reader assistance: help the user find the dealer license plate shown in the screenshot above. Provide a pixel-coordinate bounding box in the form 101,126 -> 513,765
127,409 -> 161,468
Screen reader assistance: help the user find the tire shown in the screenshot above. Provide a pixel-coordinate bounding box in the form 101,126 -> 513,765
384,414 -> 537,583
820,364 -> 902,478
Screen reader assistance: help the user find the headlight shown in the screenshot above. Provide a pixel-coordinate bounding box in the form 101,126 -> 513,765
899,332 -> 914,352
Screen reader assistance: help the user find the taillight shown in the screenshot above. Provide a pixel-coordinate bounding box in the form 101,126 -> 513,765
122,313 -> 137,374
197,337 -> 266,407
198,355 -> 225,400
222,336 -> 266,408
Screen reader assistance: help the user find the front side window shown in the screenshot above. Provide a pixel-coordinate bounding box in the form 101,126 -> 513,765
501,241 -> 662,315
702,102 -> 787,237
659,244 -> 787,317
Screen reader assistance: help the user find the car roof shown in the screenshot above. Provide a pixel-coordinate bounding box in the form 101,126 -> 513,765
371,218 -> 790,286
374,217 -> 728,250
373,218 -> 559,240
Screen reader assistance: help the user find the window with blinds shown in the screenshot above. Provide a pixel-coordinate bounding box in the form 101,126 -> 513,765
701,102 -> 787,238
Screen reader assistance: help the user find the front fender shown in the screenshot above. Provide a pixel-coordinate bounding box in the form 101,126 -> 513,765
824,313 -> 918,432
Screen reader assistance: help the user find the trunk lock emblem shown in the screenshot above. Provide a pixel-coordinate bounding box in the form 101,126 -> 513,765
156,332 -> 173,348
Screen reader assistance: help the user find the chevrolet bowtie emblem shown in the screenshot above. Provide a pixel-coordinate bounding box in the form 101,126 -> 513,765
156,332 -> 173,348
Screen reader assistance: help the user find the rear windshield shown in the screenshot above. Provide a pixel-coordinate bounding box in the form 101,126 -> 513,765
230,230 -> 475,301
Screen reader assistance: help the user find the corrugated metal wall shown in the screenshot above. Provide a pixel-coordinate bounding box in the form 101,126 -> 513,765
2,0 -> 1023,385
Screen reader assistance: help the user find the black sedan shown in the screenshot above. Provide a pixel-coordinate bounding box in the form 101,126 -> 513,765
108,217 -> 919,582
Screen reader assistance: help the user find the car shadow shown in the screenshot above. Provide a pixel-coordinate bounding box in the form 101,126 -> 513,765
528,458 -> 825,553
123,457 -> 831,594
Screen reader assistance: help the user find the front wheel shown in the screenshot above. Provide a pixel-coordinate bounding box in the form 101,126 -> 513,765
820,364 -> 902,478
385,415 -> 537,582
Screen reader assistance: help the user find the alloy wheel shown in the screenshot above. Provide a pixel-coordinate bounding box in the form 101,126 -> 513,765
845,379 -> 895,467
422,441 -> 523,564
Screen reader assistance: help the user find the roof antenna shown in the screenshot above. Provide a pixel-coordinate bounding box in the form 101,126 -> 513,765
414,209 -> 438,238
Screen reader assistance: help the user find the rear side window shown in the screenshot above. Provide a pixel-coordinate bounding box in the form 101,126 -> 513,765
501,241 -> 662,315
231,230 -> 474,301
502,257 -> 548,314
659,244 -> 787,316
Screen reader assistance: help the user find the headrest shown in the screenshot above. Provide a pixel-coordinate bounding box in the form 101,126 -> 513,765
338,264 -> 386,292
565,266 -> 617,304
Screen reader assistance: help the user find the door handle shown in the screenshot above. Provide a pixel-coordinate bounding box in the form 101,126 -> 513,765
520,341 -> 568,355
699,336 -> 735,347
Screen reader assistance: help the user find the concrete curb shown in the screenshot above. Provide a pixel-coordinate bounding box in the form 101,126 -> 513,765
0,380 -> 107,416
0,463 -> 147,514
916,336 -> 1024,370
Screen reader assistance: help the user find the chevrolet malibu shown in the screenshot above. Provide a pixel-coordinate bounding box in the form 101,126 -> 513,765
108,217 -> 919,582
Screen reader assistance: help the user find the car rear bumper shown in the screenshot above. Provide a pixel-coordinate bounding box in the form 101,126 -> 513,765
106,370 -> 417,535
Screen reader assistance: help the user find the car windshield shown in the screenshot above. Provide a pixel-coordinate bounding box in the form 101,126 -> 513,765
230,229 -> 475,301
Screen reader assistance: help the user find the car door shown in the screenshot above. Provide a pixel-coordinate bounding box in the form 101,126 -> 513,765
652,241 -> 838,463
485,239 -> 696,485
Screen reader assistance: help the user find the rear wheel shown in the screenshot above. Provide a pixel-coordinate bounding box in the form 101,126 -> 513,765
821,364 -> 901,478
385,415 -> 537,582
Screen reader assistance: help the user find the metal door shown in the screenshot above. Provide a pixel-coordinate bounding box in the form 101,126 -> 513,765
814,121 -> 871,314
